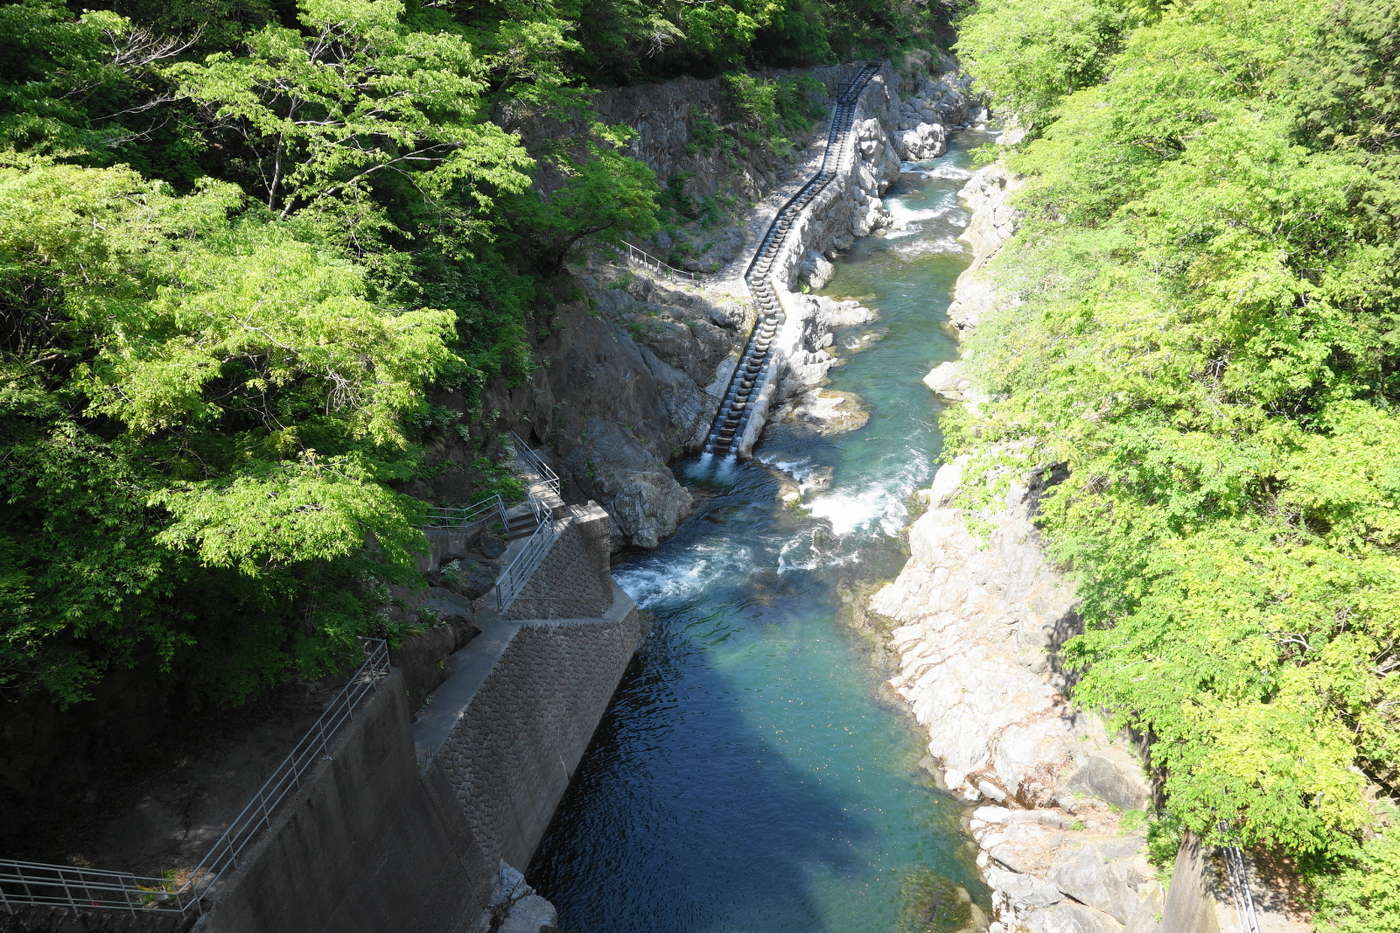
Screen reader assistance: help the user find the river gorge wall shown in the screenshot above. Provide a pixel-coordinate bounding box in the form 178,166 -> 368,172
877,154 -> 1251,932
476,55 -> 977,549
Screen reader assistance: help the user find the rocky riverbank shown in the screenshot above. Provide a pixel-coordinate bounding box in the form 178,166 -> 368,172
484,55 -> 979,548
870,158 -> 1169,933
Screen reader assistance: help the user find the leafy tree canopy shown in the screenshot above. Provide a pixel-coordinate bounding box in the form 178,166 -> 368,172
955,0 -> 1400,920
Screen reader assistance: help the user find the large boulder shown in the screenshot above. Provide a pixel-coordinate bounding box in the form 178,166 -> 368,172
898,121 -> 948,160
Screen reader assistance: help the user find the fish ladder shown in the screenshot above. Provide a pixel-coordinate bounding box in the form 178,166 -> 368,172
703,62 -> 881,457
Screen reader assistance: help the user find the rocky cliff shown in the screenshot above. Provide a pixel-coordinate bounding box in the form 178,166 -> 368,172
487,56 -> 977,548
871,157 -> 1169,933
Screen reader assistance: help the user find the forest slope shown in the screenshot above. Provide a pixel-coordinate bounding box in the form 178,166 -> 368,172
0,0 -> 946,835
954,0 -> 1400,926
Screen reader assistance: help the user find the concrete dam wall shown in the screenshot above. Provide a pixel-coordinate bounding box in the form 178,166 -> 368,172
194,504 -> 642,933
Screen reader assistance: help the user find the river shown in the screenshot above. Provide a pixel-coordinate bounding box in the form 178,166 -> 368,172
529,128 -> 995,933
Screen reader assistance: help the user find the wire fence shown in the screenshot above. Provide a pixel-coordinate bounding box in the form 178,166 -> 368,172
0,639 -> 390,918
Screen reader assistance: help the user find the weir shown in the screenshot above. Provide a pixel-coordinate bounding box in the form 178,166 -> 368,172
702,62 -> 881,457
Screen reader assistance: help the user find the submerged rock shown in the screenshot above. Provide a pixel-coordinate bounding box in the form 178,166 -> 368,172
785,388 -> 870,435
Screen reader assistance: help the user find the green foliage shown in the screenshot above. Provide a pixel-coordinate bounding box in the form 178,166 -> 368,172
165,0 -> 535,230
956,0 -> 1163,129
1316,820 -> 1400,933
504,124 -> 661,271
724,72 -> 825,157
562,0 -> 941,80
954,0 -> 1400,908
0,157 -> 448,702
0,0 -> 954,804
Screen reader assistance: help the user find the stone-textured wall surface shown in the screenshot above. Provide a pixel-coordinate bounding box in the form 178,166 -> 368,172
194,501 -> 640,933
420,586 -> 642,871
195,671 -> 493,933
503,504 -> 614,621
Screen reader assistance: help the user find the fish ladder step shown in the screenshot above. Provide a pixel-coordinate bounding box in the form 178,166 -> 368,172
704,62 -> 879,456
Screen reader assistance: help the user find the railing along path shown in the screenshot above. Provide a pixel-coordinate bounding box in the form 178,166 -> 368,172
1218,823 -> 1262,933
703,62 -> 881,457
423,433 -> 563,614
1,439 -> 566,918
620,241 -> 699,283
0,639 -> 391,917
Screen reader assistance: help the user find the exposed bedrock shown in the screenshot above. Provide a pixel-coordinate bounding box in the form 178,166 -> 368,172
488,56 -> 976,547
872,156 -> 1173,932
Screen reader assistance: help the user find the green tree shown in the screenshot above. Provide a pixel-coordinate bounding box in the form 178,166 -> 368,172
951,0 -> 1400,904
0,158 -> 453,702
166,0 -> 535,233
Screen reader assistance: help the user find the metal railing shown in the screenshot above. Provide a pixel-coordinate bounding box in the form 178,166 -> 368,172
1220,840 -> 1261,933
0,639 -> 390,917
424,495 -> 505,530
511,432 -> 560,495
0,861 -> 198,915
495,509 -> 562,614
620,241 -> 699,283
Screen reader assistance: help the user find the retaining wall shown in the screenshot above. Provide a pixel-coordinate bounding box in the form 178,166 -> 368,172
193,670 -> 492,933
195,502 -> 641,932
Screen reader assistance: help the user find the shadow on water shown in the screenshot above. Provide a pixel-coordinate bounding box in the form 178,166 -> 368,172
529,464 -> 979,933
530,465 -> 867,932
531,629 -> 867,933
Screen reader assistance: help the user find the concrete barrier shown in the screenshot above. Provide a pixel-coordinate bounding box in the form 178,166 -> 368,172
195,501 -> 641,933
193,670 -> 493,933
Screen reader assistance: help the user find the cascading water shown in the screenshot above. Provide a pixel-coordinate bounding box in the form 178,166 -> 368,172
531,128 -> 998,932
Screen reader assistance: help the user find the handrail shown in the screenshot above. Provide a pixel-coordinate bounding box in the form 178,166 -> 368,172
0,639 -> 390,917
425,495 -> 504,530
495,514 -> 561,614
1218,824 -> 1261,933
620,240 -> 699,283
511,432 -> 560,495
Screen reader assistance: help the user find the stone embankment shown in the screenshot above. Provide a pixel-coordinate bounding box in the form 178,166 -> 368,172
186,500 -> 640,933
870,156 -> 1171,933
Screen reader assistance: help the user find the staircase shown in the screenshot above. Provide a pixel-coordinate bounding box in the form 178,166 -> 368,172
703,62 -> 881,457
503,509 -> 539,541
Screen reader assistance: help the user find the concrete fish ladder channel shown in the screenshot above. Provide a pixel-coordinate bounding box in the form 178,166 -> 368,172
703,62 -> 881,458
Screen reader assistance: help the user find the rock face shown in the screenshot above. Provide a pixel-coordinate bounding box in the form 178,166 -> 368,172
870,158 -> 1167,932
491,269 -> 743,548
492,57 -> 975,546
947,161 -> 1025,332
898,122 -> 949,160
478,862 -> 558,933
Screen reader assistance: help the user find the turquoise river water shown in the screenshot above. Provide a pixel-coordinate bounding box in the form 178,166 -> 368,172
529,129 -> 995,932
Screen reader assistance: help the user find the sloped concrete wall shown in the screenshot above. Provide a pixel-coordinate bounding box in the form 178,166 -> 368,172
197,504 -> 641,933
1156,835 -> 1224,933
418,584 -> 642,871
195,671 -> 493,933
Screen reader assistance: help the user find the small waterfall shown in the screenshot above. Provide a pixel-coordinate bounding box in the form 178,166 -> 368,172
703,62 -> 881,458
